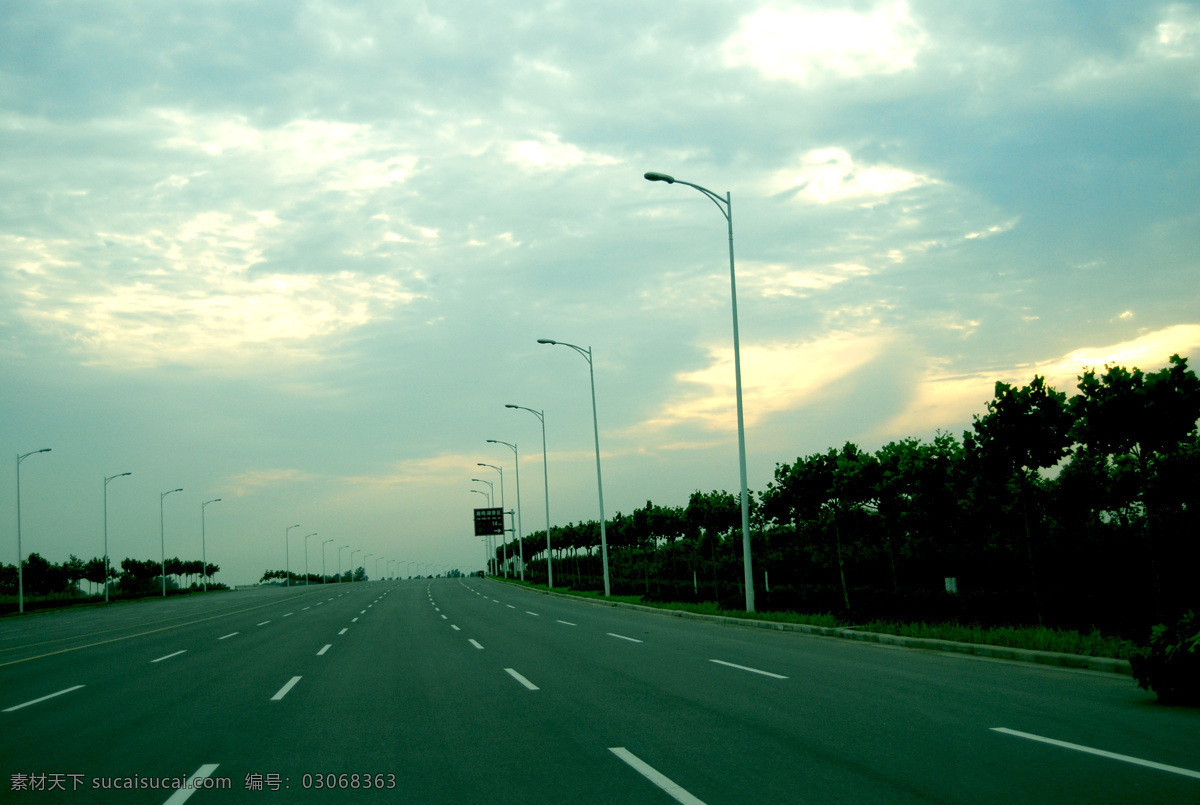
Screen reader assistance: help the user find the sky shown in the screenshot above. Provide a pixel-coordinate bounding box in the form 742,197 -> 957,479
2,1 -> 1198,586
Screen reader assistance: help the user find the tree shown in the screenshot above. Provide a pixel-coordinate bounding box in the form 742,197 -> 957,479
970,375 -> 1074,624
1071,355 -> 1200,618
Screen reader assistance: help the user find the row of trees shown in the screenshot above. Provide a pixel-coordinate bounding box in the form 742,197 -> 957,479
259,568 -> 368,584
496,355 -> 1200,639
0,553 -> 221,603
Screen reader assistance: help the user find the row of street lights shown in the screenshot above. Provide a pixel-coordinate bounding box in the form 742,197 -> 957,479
15,448 -> 224,612
471,173 -> 755,610
281,529 -> 428,585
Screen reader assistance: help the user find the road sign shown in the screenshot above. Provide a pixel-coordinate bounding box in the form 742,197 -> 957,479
474,507 -> 504,536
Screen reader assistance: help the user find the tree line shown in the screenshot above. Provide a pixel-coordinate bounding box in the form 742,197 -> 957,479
0,553 -> 222,609
259,568 -> 368,584
498,354 -> 1200,640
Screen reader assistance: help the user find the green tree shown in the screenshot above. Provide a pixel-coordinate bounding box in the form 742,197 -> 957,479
969,375 -> 1074,624
1072,355 -> 1200,617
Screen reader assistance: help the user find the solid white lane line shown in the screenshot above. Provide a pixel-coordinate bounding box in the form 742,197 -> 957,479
526,611 -> 539,616
991,728 -> 1200,779
218,632 -> 239,640
317,644 -> 332,656
162,763 -> 221,805
557,620 -> 576,626
709,659 -> 788,679
338,628 -> 348,635
4,685 -> 86,713
468,639 -> 484,650
270,676 -> 302,701
451,625 -> 461,631
609,748 -> 707,805
257,621 -> 270,626
151,650 -> 188,663
505,668 -> 540,691
608,632 -> 643,643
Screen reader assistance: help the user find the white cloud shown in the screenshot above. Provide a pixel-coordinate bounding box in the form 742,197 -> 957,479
767,147 -> 935,205
646,331 -> 891,432
506,132 -> 621,170
881,324 -> 1200,437
723,0 -> 927,82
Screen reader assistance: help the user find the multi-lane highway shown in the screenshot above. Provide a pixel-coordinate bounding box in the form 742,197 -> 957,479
2,579 -> 1197,803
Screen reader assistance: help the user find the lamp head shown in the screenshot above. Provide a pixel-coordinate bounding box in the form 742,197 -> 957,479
536,338 -> 556,345
504,404 -> 517,409
644,171 -> 675,183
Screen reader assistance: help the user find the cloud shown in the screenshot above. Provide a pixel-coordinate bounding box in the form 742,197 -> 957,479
880,323 -> 1200,437
723,0 -> 927,82
7,222 -> 417,369
506,132 -> 621,170
766,147 -> 936,205
226,468 -> 324,497
647,330 -> 891,432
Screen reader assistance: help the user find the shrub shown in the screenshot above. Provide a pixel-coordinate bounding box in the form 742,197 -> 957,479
1130,611 -> 1200,704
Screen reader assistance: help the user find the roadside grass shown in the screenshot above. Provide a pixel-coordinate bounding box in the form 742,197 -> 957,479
851,620 -> 1140,660
490,576 -> 1136,659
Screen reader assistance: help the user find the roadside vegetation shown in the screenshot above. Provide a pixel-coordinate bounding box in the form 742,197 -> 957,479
486,354 -> 1198,694
0,554 -> 224,615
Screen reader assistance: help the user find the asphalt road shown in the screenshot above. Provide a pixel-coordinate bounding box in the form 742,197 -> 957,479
1,578 -> 1197,803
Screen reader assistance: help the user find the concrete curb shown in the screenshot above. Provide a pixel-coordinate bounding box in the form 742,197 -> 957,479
504,580 -> 1132,676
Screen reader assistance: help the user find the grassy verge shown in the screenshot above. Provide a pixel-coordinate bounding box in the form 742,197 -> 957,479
490,576 -> 1137,659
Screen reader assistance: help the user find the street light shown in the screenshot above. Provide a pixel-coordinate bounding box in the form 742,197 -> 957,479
160,488 -> 183,597
16,448 -> 52,613
538,338 -> 611,596
644,171 -> 756,612
472,478 -> 495,574
285,524 -> 300,587
363,553 -> 373,582
350,549 -> 361,581
338,545 -> 350,582
488,440 -> 524,581
507,404 -> 554,588
103,471 -> 131,603
201,498 -> 221,593
322,539 -> 334,583
478,462 -> 507,577
303,533 -> 318,585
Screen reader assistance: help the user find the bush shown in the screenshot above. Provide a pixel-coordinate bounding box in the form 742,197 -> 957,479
1130,611 -> 1200,704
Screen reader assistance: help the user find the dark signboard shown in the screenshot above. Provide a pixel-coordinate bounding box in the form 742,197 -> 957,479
473,507 -> 504,536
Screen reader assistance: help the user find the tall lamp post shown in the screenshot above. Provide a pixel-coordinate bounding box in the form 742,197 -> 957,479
478,462 -> 507,577
338,545 -> 350,582
103,471 -> 131,603
488,439 -> 524,581
160,487 -> 183,597
16,448 -> 52,614
472,479 -> 495,574
363,553 -> 373,581
644,171 -> 755,612
285,524 -> 300,587
322,539 -> 334,583
303,533 -> 318,585
350,549 -> 361,581
201,498 -> 221,592
471,488 -> 492,574
538,338 -> 611,596
507,404 -> 553,588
